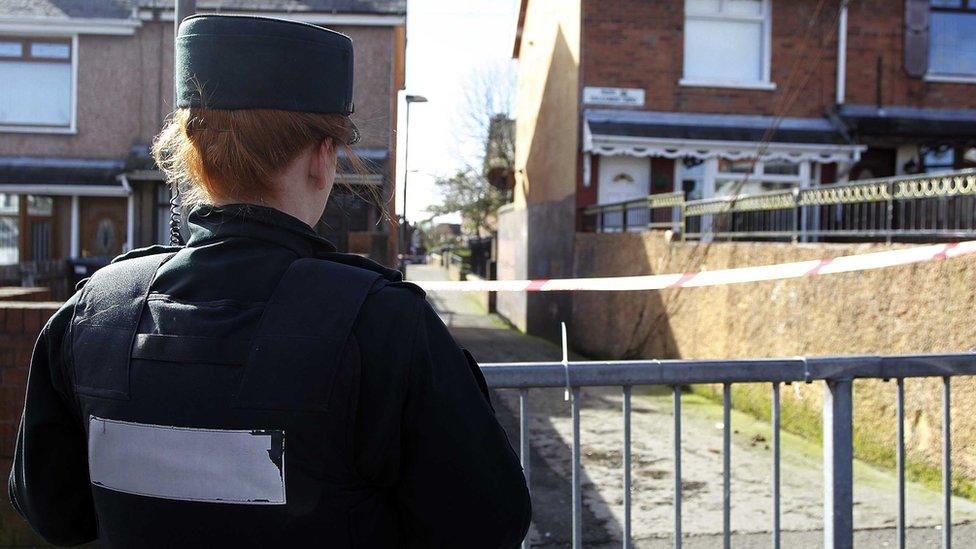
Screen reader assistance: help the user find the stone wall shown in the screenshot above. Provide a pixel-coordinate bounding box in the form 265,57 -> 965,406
0,301 -> 62,546
571,232 -> 976,484
0,288 -> 51,302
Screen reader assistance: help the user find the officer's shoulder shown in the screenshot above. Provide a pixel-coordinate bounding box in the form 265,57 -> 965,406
353,281 -> 426,349
314,252 -> 426,298
109,244 -> 183,264
74,245 -> 182,292
312,253 -> 426,328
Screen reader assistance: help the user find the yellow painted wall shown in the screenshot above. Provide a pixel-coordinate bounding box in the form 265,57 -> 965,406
513,0 -> 581,208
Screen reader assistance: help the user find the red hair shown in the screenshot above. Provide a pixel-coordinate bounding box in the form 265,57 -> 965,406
152,108 -> 363,205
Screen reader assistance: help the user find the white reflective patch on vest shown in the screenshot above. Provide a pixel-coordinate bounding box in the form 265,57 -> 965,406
88,416 -> 286,505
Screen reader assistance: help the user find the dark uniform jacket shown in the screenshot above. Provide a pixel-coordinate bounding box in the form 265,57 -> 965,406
8,203 -> 531,548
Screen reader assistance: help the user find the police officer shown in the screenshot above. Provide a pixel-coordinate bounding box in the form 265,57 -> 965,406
8,15 -> 531,548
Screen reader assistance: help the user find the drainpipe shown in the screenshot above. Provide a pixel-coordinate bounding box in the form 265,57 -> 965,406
836,1 -> 848,105
118,174 -> 135,252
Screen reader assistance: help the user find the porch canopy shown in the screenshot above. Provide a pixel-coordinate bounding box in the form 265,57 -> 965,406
0,156 -> 134,260
0,156 -> 129,196
337,148 -> 388,185
583,109 -> 864,164
838,104 -> 976,144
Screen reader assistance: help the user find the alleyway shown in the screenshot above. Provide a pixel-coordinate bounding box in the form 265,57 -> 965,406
407,264 -> 976,548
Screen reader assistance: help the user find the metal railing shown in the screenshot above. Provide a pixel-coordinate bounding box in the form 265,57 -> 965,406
583,191 -> 684,234
581,170 -> 976,243
482,353 -> 976,549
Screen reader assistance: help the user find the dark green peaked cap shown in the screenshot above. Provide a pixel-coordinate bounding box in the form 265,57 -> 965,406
175,14 -> 354,114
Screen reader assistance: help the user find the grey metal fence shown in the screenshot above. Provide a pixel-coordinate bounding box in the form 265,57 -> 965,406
482,353 -> 976,549
582,170 -> 976,243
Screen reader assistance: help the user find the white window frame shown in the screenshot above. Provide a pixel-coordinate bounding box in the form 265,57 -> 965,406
680,0 -> 775,90
711,158 -> 811,198
0,33 -> 78,134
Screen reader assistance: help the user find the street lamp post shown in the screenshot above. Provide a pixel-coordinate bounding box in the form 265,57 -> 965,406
400,94 -> 427,273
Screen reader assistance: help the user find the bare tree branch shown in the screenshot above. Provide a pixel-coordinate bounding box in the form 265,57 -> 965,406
427,61 -> 516,237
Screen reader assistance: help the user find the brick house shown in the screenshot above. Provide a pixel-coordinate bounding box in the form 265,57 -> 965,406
500,0 -> 976,335
0,0 -> 405,273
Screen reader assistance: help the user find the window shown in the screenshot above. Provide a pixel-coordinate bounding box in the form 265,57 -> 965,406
0,194 -> 18,265
929,1 -> 976,79
762,160 -> 801,176
922,145 -> 956,173
0,36 -> 74,130
23,195 -> 53,261
682,0 -> 772,89
27,195 -> 53,216
94,218 -> 118,256
27,196 -> 52,260
717,159 -> 753,173
679,159 -> 705,201
714,158 -> 808,197
964,147 -> 976,165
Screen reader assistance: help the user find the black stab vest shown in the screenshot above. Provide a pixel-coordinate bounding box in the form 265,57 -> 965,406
68,251 -> 400,548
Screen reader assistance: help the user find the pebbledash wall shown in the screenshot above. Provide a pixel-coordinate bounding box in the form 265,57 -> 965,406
0,302 -> 62,546
571,233 -> 976,488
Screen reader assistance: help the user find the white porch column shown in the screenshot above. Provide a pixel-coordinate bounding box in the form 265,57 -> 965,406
702,158 -> 718,242
837,161 -> 851,184
808,163 -> 823,241
799,161 -> 812,242
70,195 -> 80,258
126,193 -> 135,252
118,173 -> 135,252
582,153 -> 592,188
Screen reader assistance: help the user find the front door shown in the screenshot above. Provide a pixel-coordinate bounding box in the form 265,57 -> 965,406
598,155 -> 650,205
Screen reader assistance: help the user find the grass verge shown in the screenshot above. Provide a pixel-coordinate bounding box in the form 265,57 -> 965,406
690,383 -> 976,501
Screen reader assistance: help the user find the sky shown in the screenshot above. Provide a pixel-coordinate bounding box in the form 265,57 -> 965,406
393,0 -> 521,226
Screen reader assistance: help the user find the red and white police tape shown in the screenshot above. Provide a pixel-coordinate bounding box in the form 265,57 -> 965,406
414,241 -> 976,292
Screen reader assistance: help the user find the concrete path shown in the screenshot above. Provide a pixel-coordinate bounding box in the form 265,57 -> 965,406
408,264 -> 976,548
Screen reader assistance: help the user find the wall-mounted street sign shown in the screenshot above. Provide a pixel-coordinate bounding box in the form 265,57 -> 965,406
583,87 -> 645,107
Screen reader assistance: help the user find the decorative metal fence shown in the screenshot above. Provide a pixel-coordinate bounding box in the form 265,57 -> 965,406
581,170 -> 976,243
482,353 -> 974,549
583,191 -> 684,234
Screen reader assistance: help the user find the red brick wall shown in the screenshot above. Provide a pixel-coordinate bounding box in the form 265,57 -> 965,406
582,0 -> 837,117
845,0 -> 976,110
579,155 -> 599,208
581,0 -> 976,117
0,301 -> 62,547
